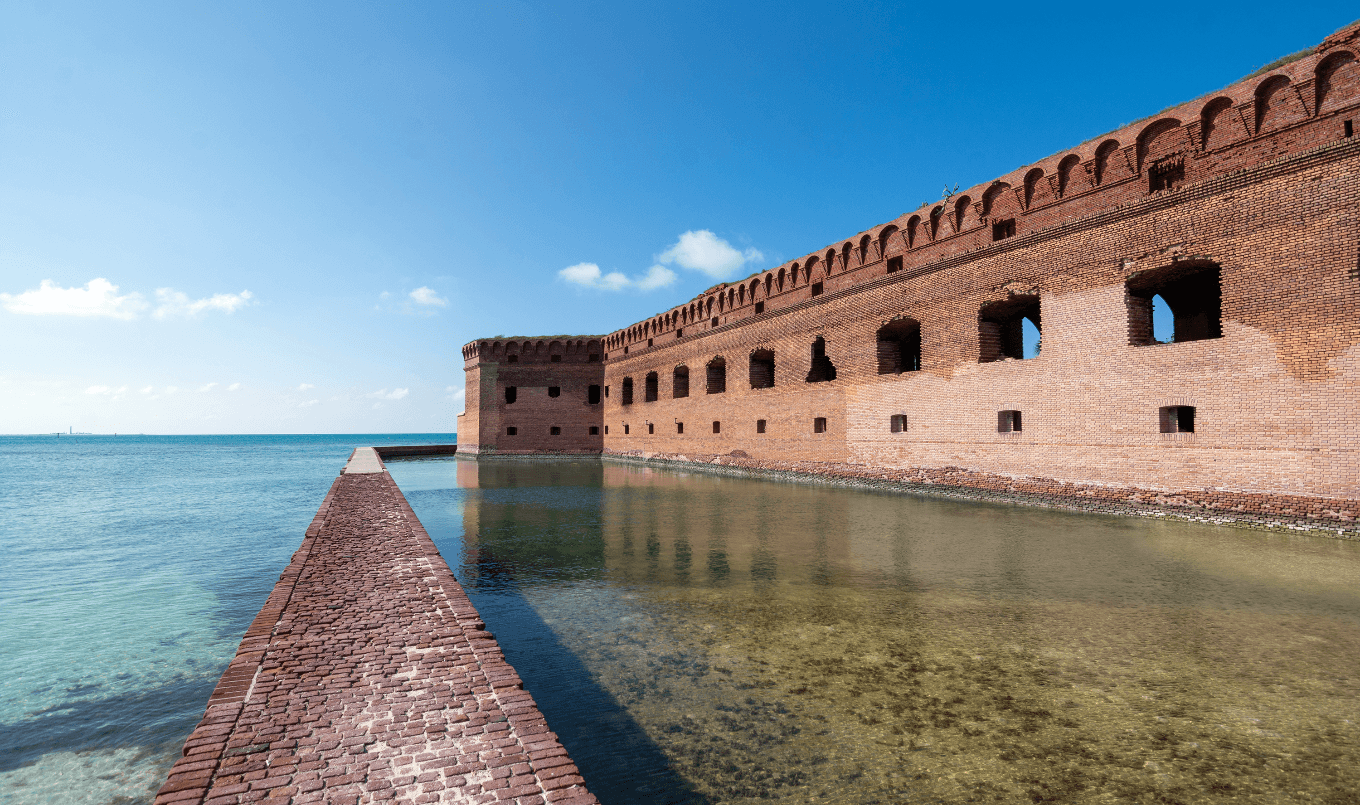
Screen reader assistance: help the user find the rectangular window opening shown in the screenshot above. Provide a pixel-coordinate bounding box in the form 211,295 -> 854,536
1148,160 -> 1185,193
588,385 -> 601,404
813,417 -> 827,434
589,426 -> 600,435
605,425 -> 609,435
1345,119 -> 1353,138
648,423 -> 654,435
548,386 -> 560,398
624,424 -> 630,435
991,219 -> 1016,241
754,301 -> 765,314
676,328 -> 683,338
890,414 -> 908,433
756,419 -> 767,434
605,385 -> 610,398
550,426 -> 561,435
997,410 -> 1022,433
504,386 -> 517,404
506,426 -> 517,436
711,317 -> 719,327
551,354 -> 561,362
648,338 -> 653,347
811,282 -> 824,296
886,256 -> 904,273
676,421 -> 684,434
588,353 -> 600,362
507,354 -> 519,363
979,296 -> 1041,362
1126,262 -> 1222,346
712,421 -> 721,434
1159,405 -> 1196,434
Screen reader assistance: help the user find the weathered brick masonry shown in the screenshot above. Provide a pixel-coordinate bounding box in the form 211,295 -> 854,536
155,450 -> 596,805
461,24 -> 1360,525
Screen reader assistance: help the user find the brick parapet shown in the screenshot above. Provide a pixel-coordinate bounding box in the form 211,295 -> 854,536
154,456 -> 596,805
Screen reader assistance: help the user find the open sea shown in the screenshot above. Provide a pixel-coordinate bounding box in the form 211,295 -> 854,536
0,434 -> 454,805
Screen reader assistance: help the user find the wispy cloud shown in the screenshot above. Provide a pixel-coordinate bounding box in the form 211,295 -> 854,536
199,382 -> 218,392
409,287 -> 447,307
85,385 -> 129,400
153,288 -> 253,319
298,383 -> 315,391
559,262 -> 677,292
0,278 -> 256,320
299,399 -> 319,408
367,388 -> 409,401
227,383 -> 241,391
657,230 -> 763,279
560,230 -> 762,292
1,279 -> 147,319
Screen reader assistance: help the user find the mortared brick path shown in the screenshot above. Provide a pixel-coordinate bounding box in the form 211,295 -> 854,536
155,454 -> 597,805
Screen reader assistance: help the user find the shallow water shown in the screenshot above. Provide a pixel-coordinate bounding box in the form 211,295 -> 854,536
389,457 -> 1360,805
0,434 -> 454,805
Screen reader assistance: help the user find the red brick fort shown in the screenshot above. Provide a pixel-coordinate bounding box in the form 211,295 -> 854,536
459,23 -> 1360,522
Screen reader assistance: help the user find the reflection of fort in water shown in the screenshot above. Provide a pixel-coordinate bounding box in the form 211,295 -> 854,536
431,457 -> 1360,804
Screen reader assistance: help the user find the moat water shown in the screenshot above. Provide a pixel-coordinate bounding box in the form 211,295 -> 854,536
388,457 -> 1360,805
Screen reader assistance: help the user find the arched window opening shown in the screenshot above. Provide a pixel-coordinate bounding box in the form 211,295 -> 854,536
1316,51 -> 1360,116
706,357 -> 727,394
644,372 -> 659,402
1057,155 -> 1081,196
621,377 -> 634,405
1254,75 -> 1292,133
859,235 -> 871,263
1023,169 -> 1044,208
877,319 -> 922,374
979,296 -> 1042,362
1094,140 -> 1120,185
673,365 -> 690,398
1126,262 -> 1222,346
749,349 -> 775,389
805,337 -> 837,382
777,267 -> 786,292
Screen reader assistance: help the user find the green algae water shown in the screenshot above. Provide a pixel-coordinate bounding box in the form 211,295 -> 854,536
388,457 -> 1360,805
0,434 -> 455,805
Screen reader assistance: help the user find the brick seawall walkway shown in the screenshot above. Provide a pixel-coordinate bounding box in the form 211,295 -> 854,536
155,451 -> 596,805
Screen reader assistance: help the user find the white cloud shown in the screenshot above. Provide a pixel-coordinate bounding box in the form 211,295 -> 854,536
153,288 -> 253,319
298,383 -> 314,391
409,287 -> 447,307
560,230 -> 761,293
558,262 -> 677,292
299,399 -> 319,408
140,386 -> 154,394
165,386 -> 178,395
198,383 -> 218,393
227,383 -> 241,391
367,388 -> 409,401
85,385 -> 128,399
1,278 -> 147,319
657,230 -> 764,279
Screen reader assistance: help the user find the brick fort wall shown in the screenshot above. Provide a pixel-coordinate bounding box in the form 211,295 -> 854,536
459,23 -> 1360,513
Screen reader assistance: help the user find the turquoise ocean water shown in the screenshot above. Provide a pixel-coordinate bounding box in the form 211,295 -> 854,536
0,434 -> 453,805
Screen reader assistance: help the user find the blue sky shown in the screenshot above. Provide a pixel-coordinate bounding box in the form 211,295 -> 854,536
1,1 -> 1354,434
